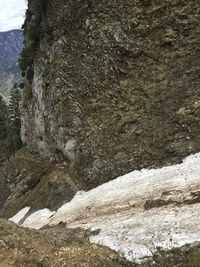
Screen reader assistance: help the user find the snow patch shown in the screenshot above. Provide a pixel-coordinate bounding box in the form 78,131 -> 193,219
9,206 -> 30,223
18,152 -> 200,262
89,204 -> 200,262
22,209 -> 55,230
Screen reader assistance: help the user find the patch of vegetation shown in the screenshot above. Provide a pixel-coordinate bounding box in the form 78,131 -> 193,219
0,84 -> 22,162
14,255 -> 47,267
138,243 -> 200,267
19,45 -> 36,73
0,219 -> 131,267
19,0 -> 49,88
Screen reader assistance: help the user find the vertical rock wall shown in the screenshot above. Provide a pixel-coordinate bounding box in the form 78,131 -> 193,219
21,0 -> 200,187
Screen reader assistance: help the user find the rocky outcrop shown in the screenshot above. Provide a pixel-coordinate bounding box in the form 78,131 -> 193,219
21,0 -> 200,187
0,148 -> 85,219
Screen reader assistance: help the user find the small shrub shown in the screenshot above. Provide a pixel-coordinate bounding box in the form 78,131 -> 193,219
27,68 -> 34,81
19,45 -> 36,72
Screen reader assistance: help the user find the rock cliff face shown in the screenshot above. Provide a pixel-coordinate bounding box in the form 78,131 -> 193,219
21,0 -> 200,187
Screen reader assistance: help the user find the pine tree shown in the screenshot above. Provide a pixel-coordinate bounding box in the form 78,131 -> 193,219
8,83 -> 23,152
0,85 -> 23,162
0,95 -> 8,140
0,94 -> 12,161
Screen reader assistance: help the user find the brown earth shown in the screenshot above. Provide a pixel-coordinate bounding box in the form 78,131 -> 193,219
0,219 -> 132,267
139,244 -> 200,267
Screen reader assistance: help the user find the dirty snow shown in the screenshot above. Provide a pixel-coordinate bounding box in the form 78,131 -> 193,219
13,153 -> 200,262
9,206 -> 30,223
22,209 -> 55,230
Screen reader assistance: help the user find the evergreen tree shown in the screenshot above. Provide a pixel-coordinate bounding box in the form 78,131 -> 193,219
0,84 -> 23,162
0,94 -> 12,161
8,83 -> 23,152
0,94 -> 8,140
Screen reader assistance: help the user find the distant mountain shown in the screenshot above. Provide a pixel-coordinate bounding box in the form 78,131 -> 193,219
0,30 -> 23,99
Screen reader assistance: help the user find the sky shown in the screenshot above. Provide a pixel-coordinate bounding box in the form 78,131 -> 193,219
0,0 -> 27,32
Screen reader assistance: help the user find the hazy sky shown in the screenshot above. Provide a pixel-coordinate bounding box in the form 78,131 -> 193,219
0,0 -> 27,31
